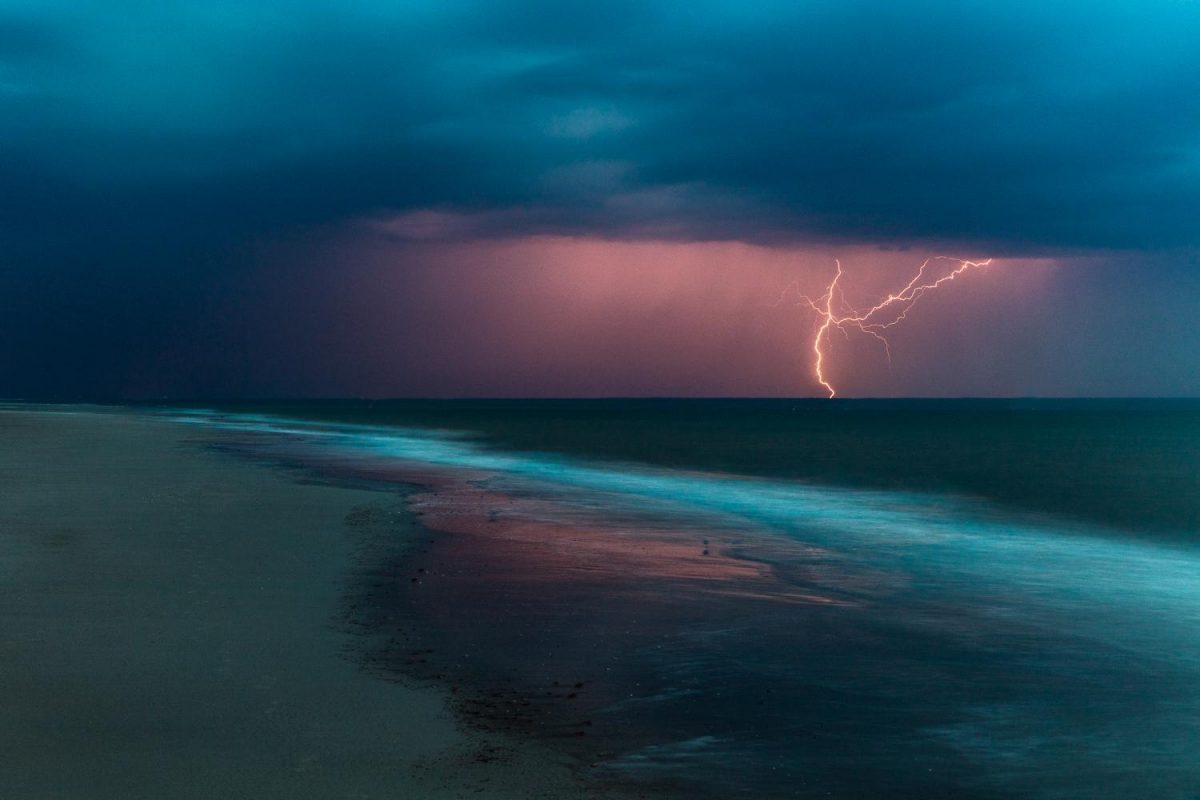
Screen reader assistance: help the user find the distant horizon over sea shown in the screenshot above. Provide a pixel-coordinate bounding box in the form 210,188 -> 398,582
4,395 -> 1194,409
143,396 -> 1200,538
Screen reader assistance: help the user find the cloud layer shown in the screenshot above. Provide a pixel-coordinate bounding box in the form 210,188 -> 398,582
3,0 -> 1199,250
3,2 -> 1199,398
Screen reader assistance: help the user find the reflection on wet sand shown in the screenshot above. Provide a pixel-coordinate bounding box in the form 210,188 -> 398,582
406,472 -> 847,604
185,412 -> 1200,800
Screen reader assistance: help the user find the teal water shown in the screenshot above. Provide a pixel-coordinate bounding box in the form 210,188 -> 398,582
166,399 -> 1200,537
170,400 -> 1200,798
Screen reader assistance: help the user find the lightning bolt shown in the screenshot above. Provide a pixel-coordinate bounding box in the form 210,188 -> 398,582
785,256 -> 993,398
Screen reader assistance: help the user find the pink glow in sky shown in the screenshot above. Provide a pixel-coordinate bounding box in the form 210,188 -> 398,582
226,230 -> 1060,398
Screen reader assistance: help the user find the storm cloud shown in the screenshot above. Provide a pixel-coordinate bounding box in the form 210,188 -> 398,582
4,0 -> 1199,249
1,1 -> 1198,398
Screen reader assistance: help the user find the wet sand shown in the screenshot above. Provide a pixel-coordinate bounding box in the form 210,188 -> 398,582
188,411 -> 1200,799
260,446 -> 871,798
0,407 -> 607,799
29,406 -> 1197,798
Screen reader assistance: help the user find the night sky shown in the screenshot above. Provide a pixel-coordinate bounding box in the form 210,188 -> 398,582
2,1 -> 1198,399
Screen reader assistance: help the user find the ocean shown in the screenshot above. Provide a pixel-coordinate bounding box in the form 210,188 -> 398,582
169,399 -> 1200,798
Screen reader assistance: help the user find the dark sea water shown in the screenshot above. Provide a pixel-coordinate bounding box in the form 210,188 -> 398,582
167,400 -> 1200,799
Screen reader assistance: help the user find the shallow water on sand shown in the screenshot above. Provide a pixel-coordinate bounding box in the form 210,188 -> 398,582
178,403 -> 1200,799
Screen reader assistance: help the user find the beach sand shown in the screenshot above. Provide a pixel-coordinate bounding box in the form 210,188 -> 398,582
0,407 -> 604,799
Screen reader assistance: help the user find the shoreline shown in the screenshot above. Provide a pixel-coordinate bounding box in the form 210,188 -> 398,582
14,405 -> 1196,797
0,407 -> 612,799
204,422 -> 856,798
174,406 -> 1200,799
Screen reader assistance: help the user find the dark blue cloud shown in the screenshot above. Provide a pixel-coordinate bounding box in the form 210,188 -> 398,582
1,0 -> 1197,249
1,1 -> 1198,398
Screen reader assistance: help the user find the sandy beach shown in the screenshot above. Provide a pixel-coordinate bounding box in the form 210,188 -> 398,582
145,404 -> 1200,800
0,407 -> 605,799
6,403 -> 1197,799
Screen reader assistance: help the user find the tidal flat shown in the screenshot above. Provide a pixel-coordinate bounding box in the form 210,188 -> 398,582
0,407 -> 608,799
4,401 -> 1199,799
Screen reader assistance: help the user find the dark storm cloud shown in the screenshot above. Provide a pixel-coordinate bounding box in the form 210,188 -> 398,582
2,0 -> 1198,251
2,1 -> 1199,399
